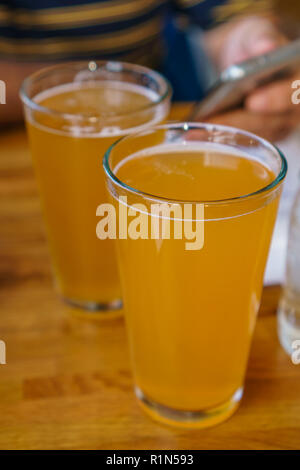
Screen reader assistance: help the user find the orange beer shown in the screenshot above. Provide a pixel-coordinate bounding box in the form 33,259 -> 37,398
21,62 -> 171,310
104,123 -> 287,427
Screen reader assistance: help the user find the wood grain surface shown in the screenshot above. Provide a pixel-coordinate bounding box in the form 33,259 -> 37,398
0,105 -> 299,450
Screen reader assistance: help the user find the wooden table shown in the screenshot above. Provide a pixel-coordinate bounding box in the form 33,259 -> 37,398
0,105 -> 299,450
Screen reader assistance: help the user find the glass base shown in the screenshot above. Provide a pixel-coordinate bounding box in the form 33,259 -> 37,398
278,305 -> 300,356
62,296 -> 122,314
135,386 -> 243,429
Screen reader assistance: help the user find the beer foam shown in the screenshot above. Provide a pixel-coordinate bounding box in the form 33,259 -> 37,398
111,142 -> 276,221
32,81 -> 167,137
113,142 -> 270,175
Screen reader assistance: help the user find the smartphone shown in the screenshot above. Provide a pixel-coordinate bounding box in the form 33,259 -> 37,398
190,38 -> 300,119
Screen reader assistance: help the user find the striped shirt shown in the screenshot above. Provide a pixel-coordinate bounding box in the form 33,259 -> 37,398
0,0 -> 272,64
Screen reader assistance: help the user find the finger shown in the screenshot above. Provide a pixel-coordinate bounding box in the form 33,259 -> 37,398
206,108 -> 293,141
245,78 -> 298,113
241,18 -> 288,59
220,17 -> 288,69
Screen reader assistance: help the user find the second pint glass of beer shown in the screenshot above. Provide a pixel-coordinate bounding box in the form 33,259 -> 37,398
20,62 -> 171,312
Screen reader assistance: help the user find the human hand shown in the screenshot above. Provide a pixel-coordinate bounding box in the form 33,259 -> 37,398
206,16 -> 299,113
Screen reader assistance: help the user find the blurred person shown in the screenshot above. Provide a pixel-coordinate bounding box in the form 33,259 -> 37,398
0,0 -> 298,124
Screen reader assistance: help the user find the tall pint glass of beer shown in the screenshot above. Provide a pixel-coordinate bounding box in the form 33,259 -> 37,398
20,62 -> 171,312
104,123 -> 287,427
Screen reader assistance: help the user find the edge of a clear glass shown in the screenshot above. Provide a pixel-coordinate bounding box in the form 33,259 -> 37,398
19,61 -> 172,123
103,122 -> 288,206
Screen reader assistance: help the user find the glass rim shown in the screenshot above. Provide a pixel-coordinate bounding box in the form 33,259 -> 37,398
103,122 -> 288,206
19,60 -> 172,123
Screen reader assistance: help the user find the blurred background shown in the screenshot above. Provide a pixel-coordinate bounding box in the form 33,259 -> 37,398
0,0 -> 300,119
